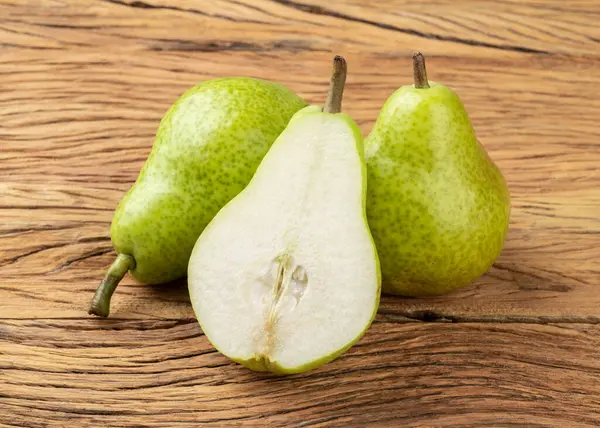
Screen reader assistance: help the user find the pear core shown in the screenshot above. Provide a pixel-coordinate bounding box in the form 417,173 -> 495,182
257,254 -> 309,359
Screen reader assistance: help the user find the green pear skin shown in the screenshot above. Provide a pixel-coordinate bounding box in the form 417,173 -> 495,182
365,53 -> 510,296
89,78 -> 307,316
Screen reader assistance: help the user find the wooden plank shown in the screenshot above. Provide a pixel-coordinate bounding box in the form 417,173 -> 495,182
1,49 -> 599,319
1,319 -> 599,427
1,0 -> 600,56
1,0 -> 600,425
2,0 -> 600,426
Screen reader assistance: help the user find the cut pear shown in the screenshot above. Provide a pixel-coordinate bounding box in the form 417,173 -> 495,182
188,103 -> 380,374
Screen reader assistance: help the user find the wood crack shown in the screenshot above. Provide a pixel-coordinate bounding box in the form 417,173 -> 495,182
377,311 -> 600,324
50,247 -> 113,273
147,39 -> 320,53
103,0 -> 271,24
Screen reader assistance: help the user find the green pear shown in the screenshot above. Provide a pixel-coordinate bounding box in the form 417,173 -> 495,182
89,78 -> 307,317
365,53 -> 510,296
188,57 -> 380,374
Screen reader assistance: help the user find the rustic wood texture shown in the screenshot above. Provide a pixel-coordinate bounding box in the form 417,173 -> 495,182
1,0 -> 600,426
2,319 -> 600,427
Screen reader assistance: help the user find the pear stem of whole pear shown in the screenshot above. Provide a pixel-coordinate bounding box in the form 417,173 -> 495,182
324,55 -> 347,114
412,52 -> 430,89
89,253 -> 135,317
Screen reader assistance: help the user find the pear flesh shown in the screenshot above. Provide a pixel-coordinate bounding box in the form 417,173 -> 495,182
188,107 -> 380,374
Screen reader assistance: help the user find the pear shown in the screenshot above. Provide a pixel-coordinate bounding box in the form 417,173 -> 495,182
365,52 -> 510,296
188,57 -> 380,374
89,78 -> 307,317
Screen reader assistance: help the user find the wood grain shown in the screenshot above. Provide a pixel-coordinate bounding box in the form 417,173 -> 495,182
2,319 -> 600,427
1,0 -> 600,425
2,0 -> 600,56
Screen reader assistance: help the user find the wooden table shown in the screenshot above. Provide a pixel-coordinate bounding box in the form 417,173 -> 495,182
2,1 -> 600,426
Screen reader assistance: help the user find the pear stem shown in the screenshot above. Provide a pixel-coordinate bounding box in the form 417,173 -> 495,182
324,55 -> 347,114
412,52 -> 430,89
89,253 -> 135,317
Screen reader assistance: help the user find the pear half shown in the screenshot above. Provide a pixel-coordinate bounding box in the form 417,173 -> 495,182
188,58 -> 380,374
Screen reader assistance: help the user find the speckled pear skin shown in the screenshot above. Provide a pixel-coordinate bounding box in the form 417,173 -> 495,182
111,78 -> 307,284
365,82 -> 510,296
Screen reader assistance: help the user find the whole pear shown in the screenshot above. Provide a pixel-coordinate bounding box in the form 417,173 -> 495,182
365,53 -> 510,296
89,78 -> 307,317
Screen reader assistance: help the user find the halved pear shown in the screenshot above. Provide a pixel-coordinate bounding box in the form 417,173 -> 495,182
188,57 -> 380,374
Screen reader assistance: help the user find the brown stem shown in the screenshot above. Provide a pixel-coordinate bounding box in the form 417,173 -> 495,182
324,55 -> 347,113
412,52 -> 430,89
88,253 -> 135,317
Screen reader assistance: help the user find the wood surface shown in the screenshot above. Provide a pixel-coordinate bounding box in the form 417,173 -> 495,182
1,0 -> 599,426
